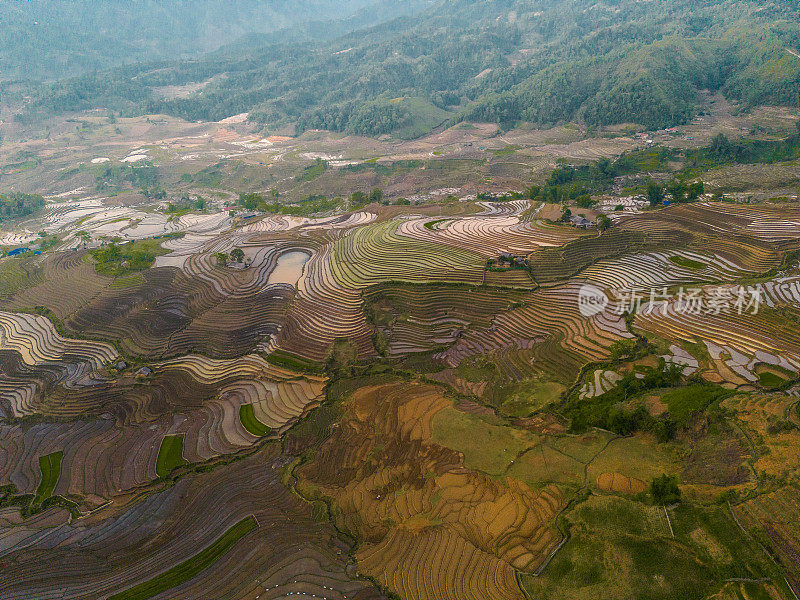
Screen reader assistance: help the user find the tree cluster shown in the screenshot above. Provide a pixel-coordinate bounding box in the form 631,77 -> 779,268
0,193 -> 45,221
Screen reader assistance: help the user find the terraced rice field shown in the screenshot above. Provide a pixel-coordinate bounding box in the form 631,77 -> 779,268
0,445 -> 387,599
297,381 -> 565,600
3,198 -> 800,600
734,487 -> 800,593
330,220 -> 486,287
635,296 -> 800,384
107,516 -> 258,600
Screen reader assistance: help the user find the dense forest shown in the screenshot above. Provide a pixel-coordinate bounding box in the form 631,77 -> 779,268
14,0 -> 800,135
0,0 -> 429,81
0,193 -> 45,221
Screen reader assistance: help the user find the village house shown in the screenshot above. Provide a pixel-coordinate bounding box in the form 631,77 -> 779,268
570,215 -> 595,229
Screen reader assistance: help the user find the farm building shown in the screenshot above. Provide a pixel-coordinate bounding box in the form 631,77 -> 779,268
570,215 -> 595,229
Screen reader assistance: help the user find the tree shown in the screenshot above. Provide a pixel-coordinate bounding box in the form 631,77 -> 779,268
594,157 -> 614,179
350,191 -> 367,207
647,181 -> 665,207
369,188 -> 384,204
609,338 -> 640,360
576,194 -> 596,208
650,474 -> 681,505
373,329 -> 389,356
711,133 -> 732,158
299,158 -> 328,181
597,214 -> 612,231
230,247 -> 245,263
547,166 -> 575,186
325,337 -> 359,378
0,192 -> 46,221
687,181 -> 704,201
667,180 -> 687,203
214,252 -> 228,266
560,207 -> 572,222
238,193 -> 264,211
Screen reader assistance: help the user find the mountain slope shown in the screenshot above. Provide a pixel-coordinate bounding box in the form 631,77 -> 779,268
18,0 -> 800,134
0,0 -> 407,81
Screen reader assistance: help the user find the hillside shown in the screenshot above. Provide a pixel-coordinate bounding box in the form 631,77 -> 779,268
17,0 -> 800,136
0,0 -> 428,81
4,2 -> 800,599
2,151 -> 800,599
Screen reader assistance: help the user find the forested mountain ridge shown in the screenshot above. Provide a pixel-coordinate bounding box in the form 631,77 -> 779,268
0,0 -> 421,81
15,0 -> 800,136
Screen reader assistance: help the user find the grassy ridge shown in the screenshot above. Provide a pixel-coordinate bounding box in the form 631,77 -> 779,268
661,384 -> 732,426
107,516 -> 258,600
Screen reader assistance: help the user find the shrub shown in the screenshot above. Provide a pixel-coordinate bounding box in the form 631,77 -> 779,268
0,192 -> 45,221
650,474 -> 681,505
325,337 -> 359,378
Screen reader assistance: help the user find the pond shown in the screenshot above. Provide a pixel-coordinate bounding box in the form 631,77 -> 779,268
266,250 -> 310,285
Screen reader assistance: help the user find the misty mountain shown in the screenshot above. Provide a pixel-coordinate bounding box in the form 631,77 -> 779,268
0,0 -> 427,81
14,0 -> 800,135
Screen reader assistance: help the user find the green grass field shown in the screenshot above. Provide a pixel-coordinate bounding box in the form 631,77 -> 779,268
390,97 -> 452,140
668,255 -> 707,270
109,273 -> 146,289
506,442 -> 585,491
424,218 -> 451,230
90,237 -> 172,277
586,435 -> 677,485
661,384 -> 731,425
107,516 -> 258,600
523,496 -> 787,600
0,256 -> 42,297
757,370 -> 788,388
498,379 -> 566,417
239,404 -> 271,437
156,435 -> 187,478
34,451 -> 63,503
431,408 -> 535,476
